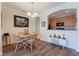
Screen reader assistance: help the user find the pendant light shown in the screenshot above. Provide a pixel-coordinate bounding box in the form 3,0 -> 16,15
27,2 -> 38,17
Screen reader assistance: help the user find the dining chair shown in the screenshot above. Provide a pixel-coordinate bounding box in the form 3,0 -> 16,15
30,32 -> 38,48
14,35 -> 28,55
26,35 -> 33,52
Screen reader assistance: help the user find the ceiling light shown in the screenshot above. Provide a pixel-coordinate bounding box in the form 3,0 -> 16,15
33,13 -> 38,16
31,15 -> 34,18
27,2 -> 38,18
27,12 -> 31,16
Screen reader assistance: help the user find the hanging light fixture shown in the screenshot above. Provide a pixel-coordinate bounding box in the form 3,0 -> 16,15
27,2 -> 38,17
27,12 -> 31,16
33,13 -> 38,16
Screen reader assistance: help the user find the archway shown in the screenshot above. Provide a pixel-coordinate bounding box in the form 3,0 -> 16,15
48,8 -> 77,30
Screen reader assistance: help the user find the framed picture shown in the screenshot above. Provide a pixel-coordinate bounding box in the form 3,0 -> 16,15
14,15 -> 29,27
42,21 -> 45,27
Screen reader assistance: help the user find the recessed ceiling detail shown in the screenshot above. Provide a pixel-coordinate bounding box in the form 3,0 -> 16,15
48,9 -> 77,18
2,2 -> 64,13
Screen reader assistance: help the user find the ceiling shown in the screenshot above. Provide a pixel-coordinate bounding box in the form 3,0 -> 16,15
48,9 -> 77,18
2,2 -> 64,13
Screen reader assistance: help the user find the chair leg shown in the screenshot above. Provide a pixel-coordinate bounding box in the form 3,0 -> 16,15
34,41 -> 38,48
30,43 -> 32,52
35,42 -> 37,48
23,42 -> 28,49
25,42 -> 28,48
14,43 -> 18,55
22,42 -> 26,49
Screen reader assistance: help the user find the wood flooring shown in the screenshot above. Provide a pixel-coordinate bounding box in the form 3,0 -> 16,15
3,40 -> 79,56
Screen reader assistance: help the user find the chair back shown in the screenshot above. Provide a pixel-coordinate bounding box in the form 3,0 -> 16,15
30,32 -> 38,41
15,35 -> 25,44
26,35 -> 32,43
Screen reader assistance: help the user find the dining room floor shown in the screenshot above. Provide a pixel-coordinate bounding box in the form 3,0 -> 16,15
2,40 -> 79,56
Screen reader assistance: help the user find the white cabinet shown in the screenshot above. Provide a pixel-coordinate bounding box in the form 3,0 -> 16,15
51,38 -> 66,47
58,39 -> 66,47
41,30 -> 77,50
52,38 -> 59,45
66,32 -> 77,49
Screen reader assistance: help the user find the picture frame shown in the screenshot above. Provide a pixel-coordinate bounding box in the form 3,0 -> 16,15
14,15 -> 29,27
42,21 -> 45,27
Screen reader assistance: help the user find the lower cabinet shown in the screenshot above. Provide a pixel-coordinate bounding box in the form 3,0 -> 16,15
51,38 -> 67,47
41,30 -> 77,50
58,39 -> 66,47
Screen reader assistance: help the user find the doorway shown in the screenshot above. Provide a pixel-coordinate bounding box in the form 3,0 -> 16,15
35,17 -> 40,39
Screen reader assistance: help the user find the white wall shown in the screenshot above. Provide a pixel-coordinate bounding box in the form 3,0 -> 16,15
0,3 -> 2,55
35,17 -> 40,39
39,3 -> 78,50
77,3 -> 79,52
2,5 -> 35,44
29,17 -> 35,32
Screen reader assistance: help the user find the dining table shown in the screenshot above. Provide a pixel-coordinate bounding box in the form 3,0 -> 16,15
14,32 -> 38,54
14,34 -> 32,54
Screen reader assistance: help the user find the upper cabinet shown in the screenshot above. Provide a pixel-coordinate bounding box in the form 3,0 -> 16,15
48,9 -> 77,30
